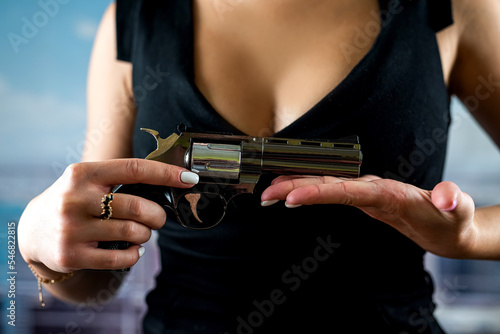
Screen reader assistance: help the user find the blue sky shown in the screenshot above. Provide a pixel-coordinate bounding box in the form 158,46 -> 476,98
0,0 -> 112,166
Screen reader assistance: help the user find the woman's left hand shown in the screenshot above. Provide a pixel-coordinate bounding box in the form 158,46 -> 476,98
261,175 -> 477,259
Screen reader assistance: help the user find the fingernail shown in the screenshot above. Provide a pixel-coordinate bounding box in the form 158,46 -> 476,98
180,171 -> 199,184
441,199 -> 458,212
138,246 -> 146,258
261,199 -> 279,207
285,202 -> 302,209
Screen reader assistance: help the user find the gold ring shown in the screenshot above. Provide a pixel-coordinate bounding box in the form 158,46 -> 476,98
100,193 -> 114,220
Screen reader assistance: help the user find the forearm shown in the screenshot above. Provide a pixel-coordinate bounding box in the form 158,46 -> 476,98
470,204 -> 500,260
29,262 -> 127,306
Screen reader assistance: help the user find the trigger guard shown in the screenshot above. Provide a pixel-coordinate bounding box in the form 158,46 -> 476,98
169,183 -> 233,209
169,184 -> 228,228
169,182 -> 256,228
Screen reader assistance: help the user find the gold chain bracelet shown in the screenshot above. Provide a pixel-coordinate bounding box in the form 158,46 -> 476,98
28,264 -> 74,307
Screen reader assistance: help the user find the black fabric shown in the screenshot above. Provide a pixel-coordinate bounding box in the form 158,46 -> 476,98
115,0 -> 140,62
115,0 -> 453,332
427,0 -> 454,32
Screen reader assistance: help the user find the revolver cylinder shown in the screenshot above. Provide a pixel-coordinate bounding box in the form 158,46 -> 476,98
189,143 -> 241,182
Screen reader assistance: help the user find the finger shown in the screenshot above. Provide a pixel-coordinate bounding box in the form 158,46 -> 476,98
74,244 -> 145,270
67,159 -> 199,189
431,181 -> 475,220
86,218 -> 153,245
269,173 -> 380,187
284,178 -> 399,207
357,174 -> 382,182
431,181 -> 460,212
270,175 -> 319,185
262,174 -> 382,202
263,176 -> 345,201
89,193 -> 167,230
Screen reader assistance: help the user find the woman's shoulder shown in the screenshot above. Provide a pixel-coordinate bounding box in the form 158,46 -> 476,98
446,0 -> 500,85
435,0 -> 500,87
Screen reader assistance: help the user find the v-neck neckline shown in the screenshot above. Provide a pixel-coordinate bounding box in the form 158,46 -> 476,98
185,0 -> 390,137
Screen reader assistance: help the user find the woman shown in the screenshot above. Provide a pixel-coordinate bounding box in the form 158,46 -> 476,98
19,0 -> 500,332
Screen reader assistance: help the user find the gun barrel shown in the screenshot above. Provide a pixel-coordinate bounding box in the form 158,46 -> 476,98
261,140 -> 361,178
262,140 -> 361,177
239,136 -> 361,181
187,133 -> 362,184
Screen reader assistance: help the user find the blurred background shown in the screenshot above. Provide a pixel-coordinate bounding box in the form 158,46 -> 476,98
1,1 -> 500,333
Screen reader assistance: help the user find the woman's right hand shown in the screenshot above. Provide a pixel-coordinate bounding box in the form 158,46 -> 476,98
18,159 -> 199,276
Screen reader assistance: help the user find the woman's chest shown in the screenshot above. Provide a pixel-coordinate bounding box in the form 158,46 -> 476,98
191,0 -> 458,136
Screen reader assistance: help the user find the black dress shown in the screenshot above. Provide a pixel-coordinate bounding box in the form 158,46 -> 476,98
116,0 -> 453,332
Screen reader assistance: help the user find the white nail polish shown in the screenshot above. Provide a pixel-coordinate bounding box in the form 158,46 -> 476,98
261,199 -> 280,207
180,171 -> 199,184
138,246 -> 146,258
285,202 -> 302,208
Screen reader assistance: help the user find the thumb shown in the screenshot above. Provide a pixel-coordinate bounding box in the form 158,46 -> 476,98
431,181 -> 475,223
431,181 -> 460,212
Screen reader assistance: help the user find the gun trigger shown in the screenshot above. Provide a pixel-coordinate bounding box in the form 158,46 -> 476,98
141,128 -> 180,160
184,193 -> 203,224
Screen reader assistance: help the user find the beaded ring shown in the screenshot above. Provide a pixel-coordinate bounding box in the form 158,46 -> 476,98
100,193 -> 114,220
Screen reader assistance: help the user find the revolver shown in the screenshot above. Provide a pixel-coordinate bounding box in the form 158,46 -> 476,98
98,125 -> 362,251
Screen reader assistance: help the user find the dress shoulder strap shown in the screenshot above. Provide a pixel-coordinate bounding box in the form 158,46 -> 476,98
115,0 -> 142,62
426,0 -> 454,32
380,0 -> 453,32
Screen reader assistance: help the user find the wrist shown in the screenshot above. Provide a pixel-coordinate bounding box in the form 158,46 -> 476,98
27,262 -> 75,307
465,208 -> 500,260
27,261 -> 73,281
458,219 -> 480,259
